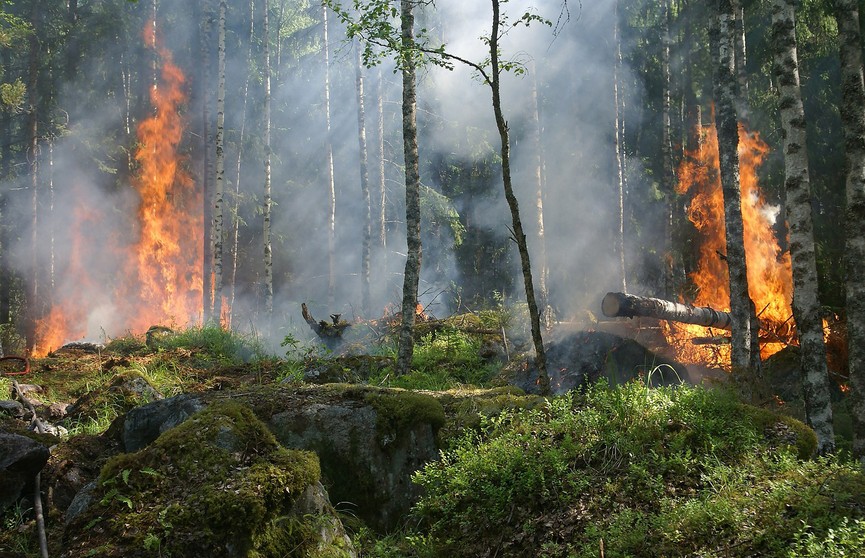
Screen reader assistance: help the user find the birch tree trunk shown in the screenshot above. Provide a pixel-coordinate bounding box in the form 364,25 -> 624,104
395,0 -> 421,377
771,0 -> 835,454
263,0 -> 274,317
661,0 -> 676,298
323,5 -> 337,307
530,63 -> 550,329
355,41 -> 372,317
715,0 -> 754,390
229,0 -> 255,327
376,67 -> 387,259
490,0 -> 549,394
832,0 -> 865,464
613,0 -> 627,293
201,0 -> 215,321
212,0 -> 227,324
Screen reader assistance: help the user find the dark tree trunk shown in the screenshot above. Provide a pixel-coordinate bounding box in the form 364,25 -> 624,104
395,0 -> 422,377
490,0 -> 549,394
832,0 -> 865,464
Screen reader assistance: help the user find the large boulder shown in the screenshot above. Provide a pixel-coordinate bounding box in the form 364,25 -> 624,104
62,401 -> 354,558
0,430 -> 51,512
507,330 -> 690,394
119,385 -> 447,533
263,385 -> 445,533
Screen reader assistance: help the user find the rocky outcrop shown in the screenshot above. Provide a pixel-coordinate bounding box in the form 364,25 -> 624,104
62,401 -> 354,558
265,386 -> 445,532
115,385 -> 446,534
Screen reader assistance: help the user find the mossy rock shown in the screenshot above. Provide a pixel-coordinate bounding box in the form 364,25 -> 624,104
62,401 -> 351,558
740,403 -> 818,459
264,384 -> 444,533
432,385 -> 546,443
64,370 -> 163,425
303,355 -> 393,384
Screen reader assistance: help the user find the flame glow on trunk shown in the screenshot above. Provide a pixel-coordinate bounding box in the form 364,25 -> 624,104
32,23 -> 202,356
668,122 -> 793,367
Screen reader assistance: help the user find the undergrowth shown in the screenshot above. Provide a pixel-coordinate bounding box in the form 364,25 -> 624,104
362,382 -> 864,558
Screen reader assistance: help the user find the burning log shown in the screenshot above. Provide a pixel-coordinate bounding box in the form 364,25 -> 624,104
602,292 -> 797,346
602,292 -> 733,329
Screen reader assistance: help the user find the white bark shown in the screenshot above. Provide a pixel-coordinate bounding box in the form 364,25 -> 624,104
771,0 -> 835,453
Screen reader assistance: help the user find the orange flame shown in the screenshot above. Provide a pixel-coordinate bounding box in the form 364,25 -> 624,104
668,121 -> 793,367
118,22 -> 202,333
32,22 -> 201,356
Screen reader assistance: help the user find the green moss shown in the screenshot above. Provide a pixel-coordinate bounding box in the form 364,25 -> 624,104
740,404 -> 818,459
68,400 -> 325,558
363,389 -> 446,445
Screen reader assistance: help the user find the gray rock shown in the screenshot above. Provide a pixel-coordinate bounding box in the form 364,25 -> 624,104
64,480 -> 97,526
119,394 -> 204,452
0,431 -> 50,512
0,399 -> 24,418
268,391 -> 441,533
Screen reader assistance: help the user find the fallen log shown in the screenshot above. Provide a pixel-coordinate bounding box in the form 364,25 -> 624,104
602,291 -> 733,330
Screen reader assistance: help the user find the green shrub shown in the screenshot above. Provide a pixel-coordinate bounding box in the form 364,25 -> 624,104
409,382 -> 865,557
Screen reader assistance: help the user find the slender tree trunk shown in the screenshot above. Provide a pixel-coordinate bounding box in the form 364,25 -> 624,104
530,63 -> 550,328
395,0 -> 421,377
201,0 -> 215,321
355,42 -> 372,317
661,0 -> 676,298
263,0 -> 274,317
376,67 -> 387,258
25,2 -> 40,352
613,0 -> 627,293
323,5 -> 336,307
771,0 -> 835,455
490,0 -> 549,394
715,0 -> 754,391
229,0 -> 255,328
833,0 -> 865,464
212,0 -> 227,324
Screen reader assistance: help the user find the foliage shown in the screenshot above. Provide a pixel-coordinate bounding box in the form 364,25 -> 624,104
406,382 -> 864,557
148,325 -> 267,364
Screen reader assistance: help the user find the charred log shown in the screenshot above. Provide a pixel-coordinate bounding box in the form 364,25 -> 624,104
301,303 -> 350,343
602,292 -> 733,329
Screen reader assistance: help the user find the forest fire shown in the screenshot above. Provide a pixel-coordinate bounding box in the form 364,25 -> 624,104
667,122 -> 794,368
31,23 -> 201,356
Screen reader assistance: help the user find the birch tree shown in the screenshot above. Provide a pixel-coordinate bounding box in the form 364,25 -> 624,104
613,0 -> 627,293
771,0 -> 835,454
715,0 -> 754,389
355,40 -> 372,317
832,0 -> 865,463
212,0 -> 227,324
263,0 -> 274,317
323,4 -> 337,307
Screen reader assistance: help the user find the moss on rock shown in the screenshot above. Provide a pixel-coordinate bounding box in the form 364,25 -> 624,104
62,400 -> 348,558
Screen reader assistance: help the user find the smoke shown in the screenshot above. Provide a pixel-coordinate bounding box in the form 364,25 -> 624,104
3,0 -> 661,351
